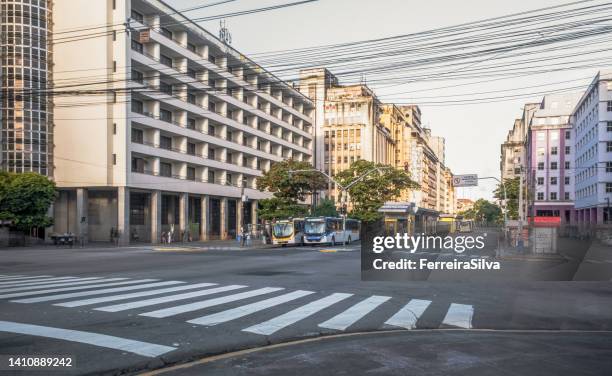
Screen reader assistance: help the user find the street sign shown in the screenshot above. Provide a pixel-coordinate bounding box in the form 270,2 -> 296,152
452,174 -> 478,187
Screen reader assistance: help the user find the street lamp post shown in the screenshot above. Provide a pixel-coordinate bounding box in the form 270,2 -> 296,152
288,167 -> 391,246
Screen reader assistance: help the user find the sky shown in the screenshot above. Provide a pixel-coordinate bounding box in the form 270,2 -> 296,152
167,0 -> 604,201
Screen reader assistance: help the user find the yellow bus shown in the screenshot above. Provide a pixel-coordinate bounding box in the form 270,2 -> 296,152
272,218 -> 305,246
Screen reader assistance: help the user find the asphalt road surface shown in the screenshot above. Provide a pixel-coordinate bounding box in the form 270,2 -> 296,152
0,234 -> 611,375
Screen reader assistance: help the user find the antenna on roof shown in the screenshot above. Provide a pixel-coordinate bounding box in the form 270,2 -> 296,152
219,19 -> 232,46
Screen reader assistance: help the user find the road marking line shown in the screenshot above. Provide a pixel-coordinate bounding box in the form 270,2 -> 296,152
0,276 -> 83,287
188,290 -> 315,326
441,303 -> 474,329
0,279 -> 158,299
0,277 -> 115,294
384,299 -> 432,329
0,275 -> 48,281
95,285 -> 247,313
319,295 -> 391,331
12,281 -> 186,304
53,282 -> 218,307
141,287 -> 284,318
243,293 -> 353,336
0,320 -> 175,358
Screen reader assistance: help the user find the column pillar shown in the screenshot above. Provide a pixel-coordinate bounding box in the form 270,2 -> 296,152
220,197 -> 228,240
237,199 -> 244,236
200,195 -> 209,241
151,190 -> 161,243
118,187 -> 130,246
76,188 -> 88,245
251,200 -> 258,226
179,192 -> 189,241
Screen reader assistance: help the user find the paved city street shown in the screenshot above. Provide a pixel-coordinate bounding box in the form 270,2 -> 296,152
1,234 -> 611,374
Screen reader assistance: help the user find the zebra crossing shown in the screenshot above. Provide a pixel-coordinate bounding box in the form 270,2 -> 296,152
0,274 -> 475,336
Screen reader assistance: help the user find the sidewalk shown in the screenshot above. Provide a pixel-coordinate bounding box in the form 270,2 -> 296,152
151,238 -> 279,251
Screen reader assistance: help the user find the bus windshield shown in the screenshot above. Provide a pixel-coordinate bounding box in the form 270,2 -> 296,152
305,220 -> 326,235
273,223 -> 294,237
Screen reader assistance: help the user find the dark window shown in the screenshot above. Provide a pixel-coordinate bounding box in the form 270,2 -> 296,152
565,146 -> 570,155
537,177 -> 544,185
550,177 -> 557,185
187,93 -> 196,104
565,161 -> 570,169
187,68 -> 196,79
187,167 -> 196,181
564,192 -> 570,200
131,39 -> 143,53
607,122 -> 612,132
208,124 -> 215,136
565,130 -> 571,139
538,162 -> 544,170
187,142 -> 196,155
131,69 -> 143,84
565,176 -> 570,185
160,136 -> 172,150
551,146 -> 558,155
160,82 -> 172,95
551,162 -> 558,170
550,192 -> 557,200
187,118 -> 196,130
131,157 -> 145,173
208,170 -> 215,183
131,10 -> 144,23
160,109 -> 172,122
131,128 -> 144,144
537,192 -> 544,200
160,54 -> 173,68
187,42 -> 196,52
160,27 -> 173,40
131,99 -> 144,114
160,162 -> 172,177
607,162 -> 612,172
208,148 -> 215,160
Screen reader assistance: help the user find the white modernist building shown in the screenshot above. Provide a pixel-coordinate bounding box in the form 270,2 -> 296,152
571,70 -> 612,225
52,0 -> 314,244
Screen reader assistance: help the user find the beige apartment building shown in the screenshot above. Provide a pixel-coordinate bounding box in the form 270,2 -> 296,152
51,0 -> 314,244
500,103 -> 538,180
299,68 -> 394,202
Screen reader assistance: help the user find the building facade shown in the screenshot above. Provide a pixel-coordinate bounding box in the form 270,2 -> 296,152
526,93 -> 581,225
51,0 -> 314,244
572,70 -> 612,225
299,68 -> 393,202
0,0 -> 53,176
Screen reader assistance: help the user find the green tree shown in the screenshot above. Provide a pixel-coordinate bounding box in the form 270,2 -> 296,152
256,160 -> 328,220
312,198 -> 338,217
335,160 -> 419,223
0,172 -> 56,232
494,177 -> 519,220
257,197 -> 308,221
460,199 -> 502,224
256,159 -> 328,202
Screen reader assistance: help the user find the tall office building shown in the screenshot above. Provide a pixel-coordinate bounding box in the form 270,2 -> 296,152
51,0 -> 314,244
0,0 -> 53,176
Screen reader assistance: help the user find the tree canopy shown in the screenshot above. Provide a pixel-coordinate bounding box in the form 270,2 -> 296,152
494,177 -> 519,220
256,160 -> 327,220
0,172 -> 56,232
459,198 -> 502,224
335,160 -> 419,222
312,198 -> 338,217
256,159 -> 328,202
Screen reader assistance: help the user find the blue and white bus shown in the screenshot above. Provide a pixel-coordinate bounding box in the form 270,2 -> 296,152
303,217 -> 360,245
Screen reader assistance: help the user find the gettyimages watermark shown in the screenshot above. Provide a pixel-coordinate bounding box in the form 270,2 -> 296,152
368,233 -> 501,272
361,226 -> 605,281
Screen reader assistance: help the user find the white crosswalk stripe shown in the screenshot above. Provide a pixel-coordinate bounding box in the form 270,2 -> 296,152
0,279 -> 158,299
95,285 -> 247,313
11,281 -> 186,304
140,287 -> 285,318
0,275 -> 44,281
243,293 -> 353,336
384,299 -> 432,329
188,290 -> 315,326
441,303 -> 474,328
0,276 -> 83,287
318,295 -> 391,331
0,277 -> 113,294
0,273 -> 478,336
53,282 -> 218,308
